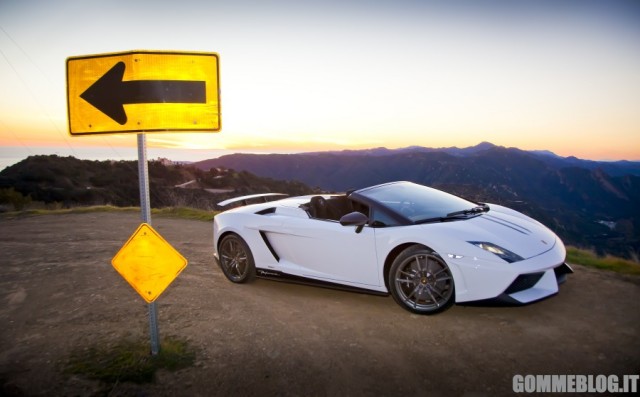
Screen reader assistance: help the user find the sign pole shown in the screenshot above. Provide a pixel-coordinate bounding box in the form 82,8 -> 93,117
67,51 -> 219,358
137,133 -> 160,355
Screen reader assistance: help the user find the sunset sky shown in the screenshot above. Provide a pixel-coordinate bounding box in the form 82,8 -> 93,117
0,0 -> 639,169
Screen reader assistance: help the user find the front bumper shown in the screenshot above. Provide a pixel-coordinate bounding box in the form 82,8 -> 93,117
495,262 -> 573,304
450,239 -> 570,303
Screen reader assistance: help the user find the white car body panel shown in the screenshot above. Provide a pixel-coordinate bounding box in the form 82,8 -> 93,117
266,220 -> 380,287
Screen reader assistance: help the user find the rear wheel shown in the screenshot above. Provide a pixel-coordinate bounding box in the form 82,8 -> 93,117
389,245 -> 455,314
218,234 -> 256,283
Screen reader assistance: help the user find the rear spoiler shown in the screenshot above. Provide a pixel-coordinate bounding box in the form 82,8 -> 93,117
217,193 -> 288,208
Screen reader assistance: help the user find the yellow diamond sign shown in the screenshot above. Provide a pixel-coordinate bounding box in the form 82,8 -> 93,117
112,223 -> 187,303
67,50 -> 220,135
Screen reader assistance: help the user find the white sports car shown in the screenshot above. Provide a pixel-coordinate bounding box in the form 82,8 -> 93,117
212,181 -> 572,314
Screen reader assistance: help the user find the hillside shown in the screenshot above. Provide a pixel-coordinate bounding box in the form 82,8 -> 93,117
0,155 -> 318,211
194,143 -> 640,259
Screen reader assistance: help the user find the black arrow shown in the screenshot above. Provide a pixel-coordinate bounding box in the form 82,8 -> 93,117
80,61 -> 206,125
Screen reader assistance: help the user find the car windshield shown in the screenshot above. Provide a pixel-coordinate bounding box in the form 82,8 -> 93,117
358,182 -> 481,223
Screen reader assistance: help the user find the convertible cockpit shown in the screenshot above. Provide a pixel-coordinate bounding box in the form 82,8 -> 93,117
302,195 -> 370,222
305,195 -> 353,220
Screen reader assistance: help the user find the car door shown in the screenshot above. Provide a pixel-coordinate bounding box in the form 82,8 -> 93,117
267,217 -> 380,287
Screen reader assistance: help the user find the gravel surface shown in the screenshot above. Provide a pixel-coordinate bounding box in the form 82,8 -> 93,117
1,212 -> 639,396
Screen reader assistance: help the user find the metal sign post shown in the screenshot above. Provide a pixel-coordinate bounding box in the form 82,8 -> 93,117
137,133 -> 160,355
67,50 -> 220,358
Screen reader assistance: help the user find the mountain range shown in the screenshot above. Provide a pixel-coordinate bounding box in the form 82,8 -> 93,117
195,142 -> 640,189
194,142 -> 640,259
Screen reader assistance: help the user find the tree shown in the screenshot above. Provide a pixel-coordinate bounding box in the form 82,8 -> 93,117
0,188 -> 32,211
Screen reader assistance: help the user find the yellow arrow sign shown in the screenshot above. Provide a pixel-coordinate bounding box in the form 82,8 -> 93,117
112,223 -> 188,303
67,50 -> 220,135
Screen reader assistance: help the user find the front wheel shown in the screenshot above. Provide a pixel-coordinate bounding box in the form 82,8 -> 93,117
218,234 -> 256,283
389,246 -> 455,314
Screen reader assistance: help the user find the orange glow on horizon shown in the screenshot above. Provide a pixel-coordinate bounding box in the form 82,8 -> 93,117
1,128 -> 639,161
1,107 -> 638,161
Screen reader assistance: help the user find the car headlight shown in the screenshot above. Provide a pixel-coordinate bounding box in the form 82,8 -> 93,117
468,241 -> 524,263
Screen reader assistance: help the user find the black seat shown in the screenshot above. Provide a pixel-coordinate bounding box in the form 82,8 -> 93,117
326,196 -> 353,221
309,196 -> 329,219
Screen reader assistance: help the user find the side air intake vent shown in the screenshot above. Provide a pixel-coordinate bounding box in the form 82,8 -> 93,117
259,231 -> 280,261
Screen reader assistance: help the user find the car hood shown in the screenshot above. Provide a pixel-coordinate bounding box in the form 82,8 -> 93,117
423,204 -> 559,260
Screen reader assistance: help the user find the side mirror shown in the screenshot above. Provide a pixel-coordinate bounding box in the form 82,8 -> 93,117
339,211 -> 368,234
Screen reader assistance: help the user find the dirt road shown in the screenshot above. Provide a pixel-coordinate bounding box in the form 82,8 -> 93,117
1,212 -> 639,396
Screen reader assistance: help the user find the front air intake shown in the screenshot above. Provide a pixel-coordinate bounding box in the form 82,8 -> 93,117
504,272 -> 545,294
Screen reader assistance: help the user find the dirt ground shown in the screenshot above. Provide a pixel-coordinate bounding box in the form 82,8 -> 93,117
1,212 -> 639,396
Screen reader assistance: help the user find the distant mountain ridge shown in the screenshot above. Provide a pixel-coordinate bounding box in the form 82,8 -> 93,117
303,142 -> 640,177
194,142 -> 640,259
312,141 -> 502,158
194,142 -> 640,190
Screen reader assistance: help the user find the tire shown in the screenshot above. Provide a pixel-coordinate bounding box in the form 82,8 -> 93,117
388,245 -> 455,315
218,234 -> 256,283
